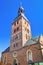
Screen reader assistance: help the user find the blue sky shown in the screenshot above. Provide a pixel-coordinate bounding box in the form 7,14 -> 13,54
0,0 -> 43,57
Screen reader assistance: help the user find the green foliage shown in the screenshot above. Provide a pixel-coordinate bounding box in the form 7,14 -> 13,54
28,62 -> 43,65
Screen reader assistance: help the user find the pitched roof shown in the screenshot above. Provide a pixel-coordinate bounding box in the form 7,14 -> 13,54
24,35 -> 43,46
24,39 -> 37,46
12,13 -> 30,24
32,36 -> 40,42
12,5 -> 30,24
2,47 -> 10,53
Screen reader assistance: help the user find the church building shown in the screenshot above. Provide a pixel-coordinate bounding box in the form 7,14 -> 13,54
1,5 -> 43,65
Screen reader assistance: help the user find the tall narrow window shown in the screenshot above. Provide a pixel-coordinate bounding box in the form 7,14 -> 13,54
28,52 -> 32,61
27,50 -> 32,62
4,56 -> 6,64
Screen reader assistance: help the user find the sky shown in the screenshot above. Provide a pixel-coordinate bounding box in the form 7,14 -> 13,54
0,0 -> 43,57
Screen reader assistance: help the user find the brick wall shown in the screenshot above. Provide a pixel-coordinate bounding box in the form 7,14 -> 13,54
1,43 -> 43,65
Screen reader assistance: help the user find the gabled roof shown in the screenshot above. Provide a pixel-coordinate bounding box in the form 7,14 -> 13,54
2,47 -> 10,53
32,36 -> 40,42
24,39 -> 37,46
32,35 -> 43,42
24,35 -> 43,46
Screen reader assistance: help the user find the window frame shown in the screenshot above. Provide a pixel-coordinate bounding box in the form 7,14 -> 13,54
26,50 -> 32,62
3,56 -> 7,64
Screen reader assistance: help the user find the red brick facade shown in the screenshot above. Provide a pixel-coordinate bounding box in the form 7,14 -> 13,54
1,6 -> 43,65
1,43 -> 43,65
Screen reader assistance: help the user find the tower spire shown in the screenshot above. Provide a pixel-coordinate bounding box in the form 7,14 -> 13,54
18,3 -> 24,15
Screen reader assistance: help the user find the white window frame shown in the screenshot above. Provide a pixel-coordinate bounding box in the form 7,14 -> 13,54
26,50 -> 32,62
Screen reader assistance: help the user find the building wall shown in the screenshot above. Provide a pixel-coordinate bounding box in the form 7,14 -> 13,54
1,43 -> 43,65
10,17 -> 22,51
39,35 -> 43,58
17,44 -> 42,65
1,5 -> 43,65
22,17 -> 31,46
10,16 -> 31,51
1,52 -> 10,65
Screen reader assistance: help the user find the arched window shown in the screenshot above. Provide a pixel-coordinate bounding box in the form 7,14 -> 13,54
4,56 -> 6,64
27,50 -> 32,62
12,58 -> 18,65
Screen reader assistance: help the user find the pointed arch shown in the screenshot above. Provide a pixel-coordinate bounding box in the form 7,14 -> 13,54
26,49 -> 32,62
12,58 -> 18,65
3,56 -> 7,64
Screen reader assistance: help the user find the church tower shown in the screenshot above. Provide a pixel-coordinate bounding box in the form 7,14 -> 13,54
10,5 -> 31,51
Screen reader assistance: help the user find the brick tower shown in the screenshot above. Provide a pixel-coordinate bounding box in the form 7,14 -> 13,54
10,6 -> 31,51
